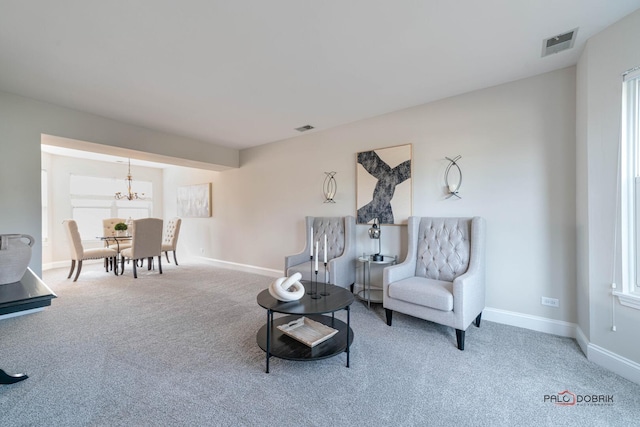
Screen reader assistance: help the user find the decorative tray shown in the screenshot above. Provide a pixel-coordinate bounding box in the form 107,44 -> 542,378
277,316 -> 338,347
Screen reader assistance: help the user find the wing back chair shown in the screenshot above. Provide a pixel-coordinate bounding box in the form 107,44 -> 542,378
285,216 -> 356,290
383,216 -> 486,350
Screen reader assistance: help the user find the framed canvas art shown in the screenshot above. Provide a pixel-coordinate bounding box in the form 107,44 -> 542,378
177,183 -> 212,218
356,144 -> 412,225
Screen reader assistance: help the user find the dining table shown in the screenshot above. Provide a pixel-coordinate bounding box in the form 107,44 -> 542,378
98,235 -> 132,251
97,236 -> 132,275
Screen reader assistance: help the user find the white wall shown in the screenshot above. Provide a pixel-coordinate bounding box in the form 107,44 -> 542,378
41,152 -> 164,267
576,9 -> 640,364
164,67 -> 577,324
576,45 -> 591,342
162,166 -> 218,262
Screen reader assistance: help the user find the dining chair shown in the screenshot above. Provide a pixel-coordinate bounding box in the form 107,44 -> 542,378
102,218 -> 132,249
63,219 -> 118,282
120,218 -> 164,278
162,217 -> 182,265
102,217 -> 132,270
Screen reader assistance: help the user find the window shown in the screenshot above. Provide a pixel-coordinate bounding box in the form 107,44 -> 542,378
619,67 -> 640,308
70,174 -> 153,239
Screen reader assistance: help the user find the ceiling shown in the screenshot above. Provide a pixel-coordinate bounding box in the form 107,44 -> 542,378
2,1 -> 640,150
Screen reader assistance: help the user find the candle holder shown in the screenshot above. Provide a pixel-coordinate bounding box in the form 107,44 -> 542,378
320,262 -> 330,296
307,255 -> 314,295
323,172 -> 337,203
445,155 -> 462,199
311,269 -> 322,299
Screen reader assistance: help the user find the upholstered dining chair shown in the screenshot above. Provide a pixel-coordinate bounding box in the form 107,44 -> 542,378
103,217 -> 124,237
102,218 -> 132,247
102,218 -> 132,270
383,216 -> 486,350
285,216 -> 356,290
162,217 -> 182,265
120,218 -> 164,278
63,219 -> 118,282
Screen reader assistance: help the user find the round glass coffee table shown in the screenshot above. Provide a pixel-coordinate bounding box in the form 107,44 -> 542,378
256,282 -> 354,373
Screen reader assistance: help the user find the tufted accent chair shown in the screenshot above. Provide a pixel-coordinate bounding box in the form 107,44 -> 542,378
383,216 -> 486,350
162,217 -> 182,265
63,219 -> 118,282
285,216 -> 356,290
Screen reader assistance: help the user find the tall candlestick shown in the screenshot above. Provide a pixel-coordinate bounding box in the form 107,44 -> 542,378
315,242 -> 319,271
323,234 -> 327,263
310,227 -> 313,256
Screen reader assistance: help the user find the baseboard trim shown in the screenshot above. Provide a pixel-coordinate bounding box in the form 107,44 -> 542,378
587,342 -> 640,385
43,259 -> 102,271
485,309 -> 640,385
196,256 -> 281,278
483,307 -> 576,338
574,325 -> 589,355
44,257 -> 282,276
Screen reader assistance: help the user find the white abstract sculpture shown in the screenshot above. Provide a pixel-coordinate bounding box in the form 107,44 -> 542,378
269,272 -> 305,302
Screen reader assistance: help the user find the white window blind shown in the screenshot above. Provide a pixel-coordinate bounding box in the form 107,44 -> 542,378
69,174 -> 153,239
620,67 -> 640,303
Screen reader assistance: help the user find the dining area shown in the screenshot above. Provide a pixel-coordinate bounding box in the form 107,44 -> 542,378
62,217 -> 182,281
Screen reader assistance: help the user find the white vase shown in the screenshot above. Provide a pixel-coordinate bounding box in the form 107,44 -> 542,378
0,234 -> 34,285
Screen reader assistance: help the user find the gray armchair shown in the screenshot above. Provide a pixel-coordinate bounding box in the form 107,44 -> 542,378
285,216 -> 356,290
383,216 -> 485,350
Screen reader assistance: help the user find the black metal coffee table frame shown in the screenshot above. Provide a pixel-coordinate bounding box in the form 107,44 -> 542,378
256,282 -> 354,373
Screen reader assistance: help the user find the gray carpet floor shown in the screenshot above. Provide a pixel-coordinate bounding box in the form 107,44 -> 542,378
0,259 -> 638,426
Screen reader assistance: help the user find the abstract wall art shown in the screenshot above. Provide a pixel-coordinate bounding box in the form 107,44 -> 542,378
177,183 -> 212,218
356,144 -> 412,225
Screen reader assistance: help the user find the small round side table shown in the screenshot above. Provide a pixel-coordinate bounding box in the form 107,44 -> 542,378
356,254 -> 396,309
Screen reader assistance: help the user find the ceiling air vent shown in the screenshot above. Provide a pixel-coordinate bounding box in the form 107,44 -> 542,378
541,28 -> 578,57
295,125 -> 315,132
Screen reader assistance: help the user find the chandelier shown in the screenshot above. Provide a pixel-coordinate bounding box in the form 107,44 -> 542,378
115,158 -> 144,200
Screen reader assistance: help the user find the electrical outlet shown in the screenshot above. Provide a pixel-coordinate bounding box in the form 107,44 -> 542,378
541,296 -> 559,307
